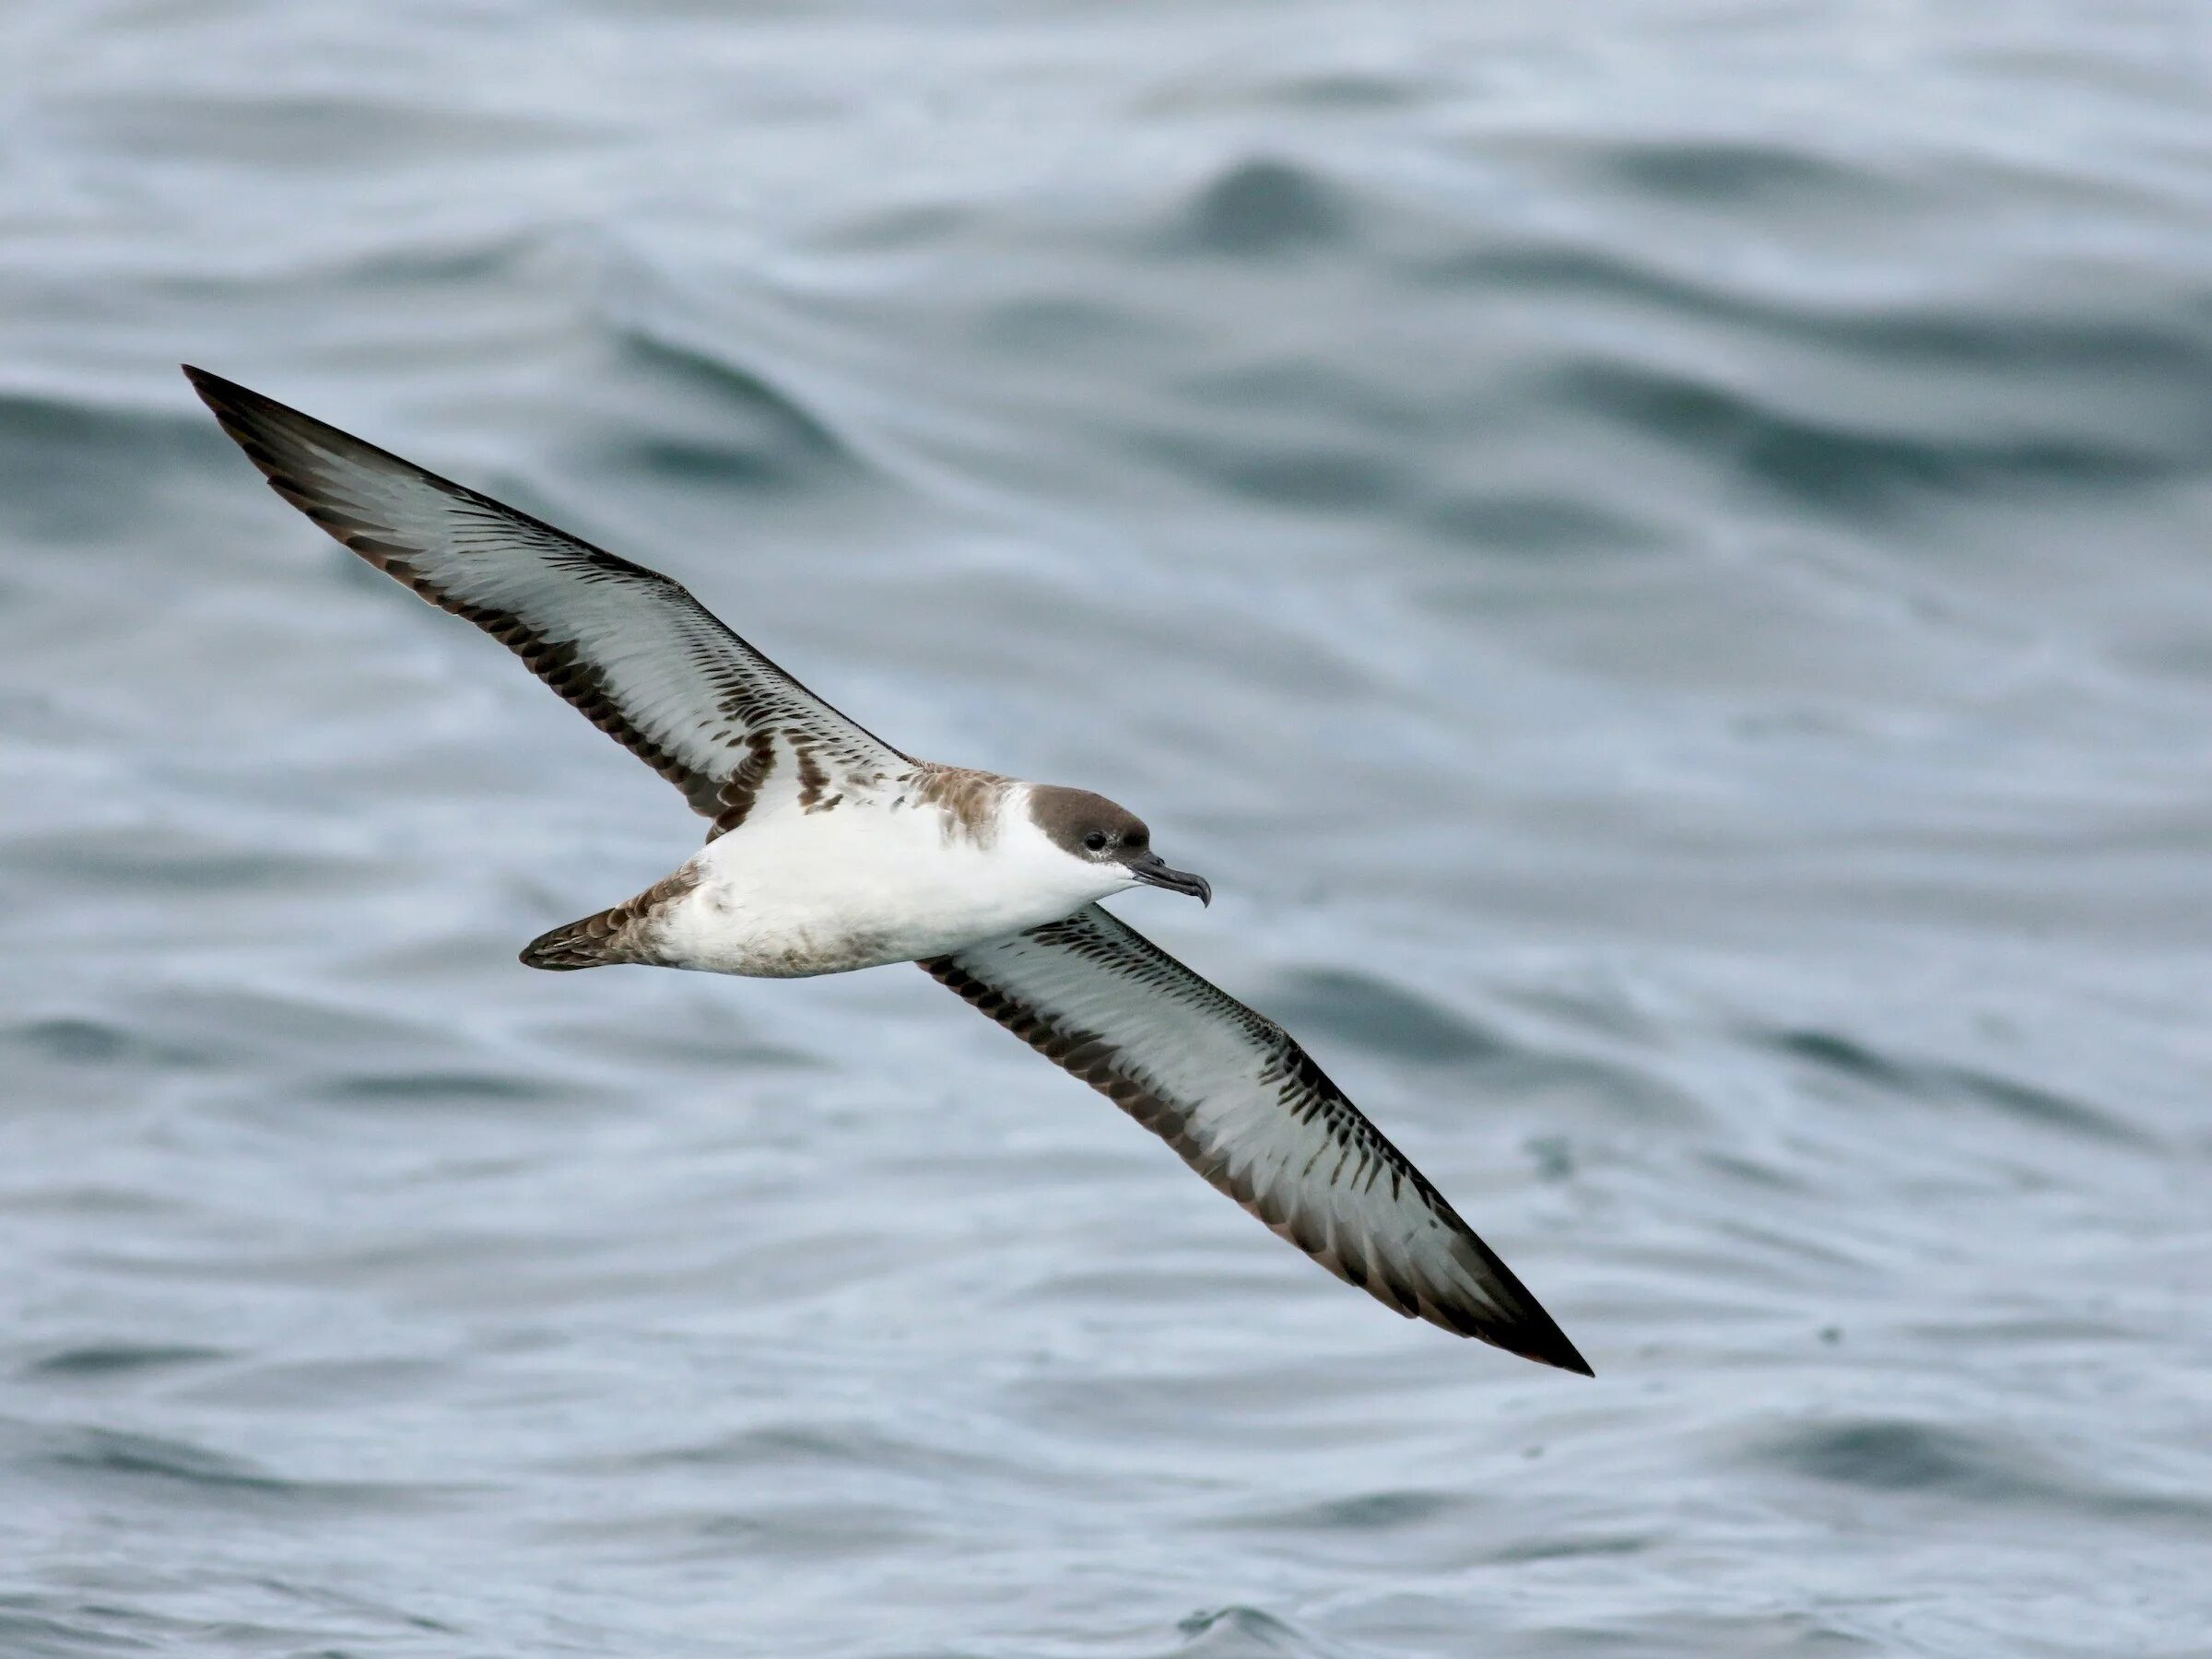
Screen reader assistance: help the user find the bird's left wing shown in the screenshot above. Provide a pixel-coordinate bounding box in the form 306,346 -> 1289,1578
923,906 -> 1590,1371
185,366 -> 908,837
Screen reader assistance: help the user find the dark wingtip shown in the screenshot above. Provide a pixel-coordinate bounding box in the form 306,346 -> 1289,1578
181,363 -> 267,437
1546,1336 -> 1597,1378
1445,1234 -> 1594,1375
1488,1308 -> 1594,1376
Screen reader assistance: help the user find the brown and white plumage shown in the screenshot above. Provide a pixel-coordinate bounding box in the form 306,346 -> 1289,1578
186,365 -> 1590,1373
927,908 -> 1588,1369
187,365 -> 903,839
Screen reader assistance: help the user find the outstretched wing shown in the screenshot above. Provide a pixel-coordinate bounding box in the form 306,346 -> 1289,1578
186,366 -> 907,836
923,907 -> 1590,1371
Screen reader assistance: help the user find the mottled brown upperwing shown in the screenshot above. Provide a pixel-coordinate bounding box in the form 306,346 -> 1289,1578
185,366 -> 910,839
922,905 -> 1591,1373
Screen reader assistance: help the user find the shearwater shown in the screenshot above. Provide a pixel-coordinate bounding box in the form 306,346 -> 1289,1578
185,366 -> 1590,1375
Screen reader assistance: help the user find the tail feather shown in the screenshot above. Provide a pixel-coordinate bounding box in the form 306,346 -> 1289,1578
519,865 -> 700,971
520,907 -> 634,971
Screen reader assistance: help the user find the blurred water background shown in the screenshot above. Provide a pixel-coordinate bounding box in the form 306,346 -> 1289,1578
4,3 -> 2211,1654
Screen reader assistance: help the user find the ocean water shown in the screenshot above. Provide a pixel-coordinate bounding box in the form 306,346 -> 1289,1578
4,3 -> 2211,1653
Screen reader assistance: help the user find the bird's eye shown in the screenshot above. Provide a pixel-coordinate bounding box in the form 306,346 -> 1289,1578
1083,830 -> 1109,853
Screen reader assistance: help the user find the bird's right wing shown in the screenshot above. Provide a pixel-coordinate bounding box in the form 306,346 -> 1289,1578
186,366 -> 909,836
923,906 -> 1589,1371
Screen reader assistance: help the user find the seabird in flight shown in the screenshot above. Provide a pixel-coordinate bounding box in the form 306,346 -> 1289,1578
184,365 -> 1590,1375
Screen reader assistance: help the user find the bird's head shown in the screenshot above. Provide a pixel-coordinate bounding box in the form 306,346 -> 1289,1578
1025,784 -> 1211,908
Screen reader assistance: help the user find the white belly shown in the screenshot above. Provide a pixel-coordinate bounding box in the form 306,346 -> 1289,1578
649,794 -> 1113,977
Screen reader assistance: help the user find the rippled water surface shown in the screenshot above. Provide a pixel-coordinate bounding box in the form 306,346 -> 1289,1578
6,4 -> 2212,1653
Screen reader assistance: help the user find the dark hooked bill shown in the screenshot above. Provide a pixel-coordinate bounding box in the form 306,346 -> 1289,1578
1132,852 -> 1211,906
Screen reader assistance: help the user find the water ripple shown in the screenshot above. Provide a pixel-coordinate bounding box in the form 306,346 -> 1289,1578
6,5 -> 2210,1654
1555,358 -> 2176,517
1173,158 -> 1351,258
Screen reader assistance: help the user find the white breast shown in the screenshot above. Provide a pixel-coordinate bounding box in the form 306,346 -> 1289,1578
653,782 -> 1129,977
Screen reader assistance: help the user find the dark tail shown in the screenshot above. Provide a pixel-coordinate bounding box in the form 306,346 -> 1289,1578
520,906 -> 640,971
520,866 -> 699,971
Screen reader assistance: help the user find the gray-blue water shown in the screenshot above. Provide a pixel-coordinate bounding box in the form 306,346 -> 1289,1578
5,4 -> 2211,1654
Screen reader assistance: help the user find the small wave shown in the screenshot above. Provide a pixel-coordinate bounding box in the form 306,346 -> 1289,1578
1450,238 -> 2212,391
24,1343 -> 230,1379
1125,429 -> 1406,512
1173,1604 -> 1339,1656
1768,1418 -> 2020,1495
13,1018 -> 138,1066
51,88 -> 593,170
1262,967 -> 1502,1065
0,392 -> 204,550
1423,490 -> 1656,556
1759,1417 -> 2212,1523
809,200 -> 971,254
1263,70 -> 1436,112
46,1429 -> 295,1493
1171,362 -> 1424,433
1256,1488 -> 1462,1532
7,1013 -> 216,1074
1771,1028 -> 1912,1088
5,826 -> 359,898
608,1420 -> 1011,1483
1489,1529 -> 1652,1564
0,1601 -> 182,1658
1555,358 -> 2171,518
975,293 -> 1184,357
601,321 -> 856,493
1171,158 -> 1350,259
24,1426 -> 432,1513
1595,136 -> 1897,209
316,1069 -> 547,1107
1762,1025 -> 2147,1147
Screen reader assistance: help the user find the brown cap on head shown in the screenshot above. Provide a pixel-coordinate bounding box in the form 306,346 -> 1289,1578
1028,785 -> 1150,859
1028,784 -> 1211,904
